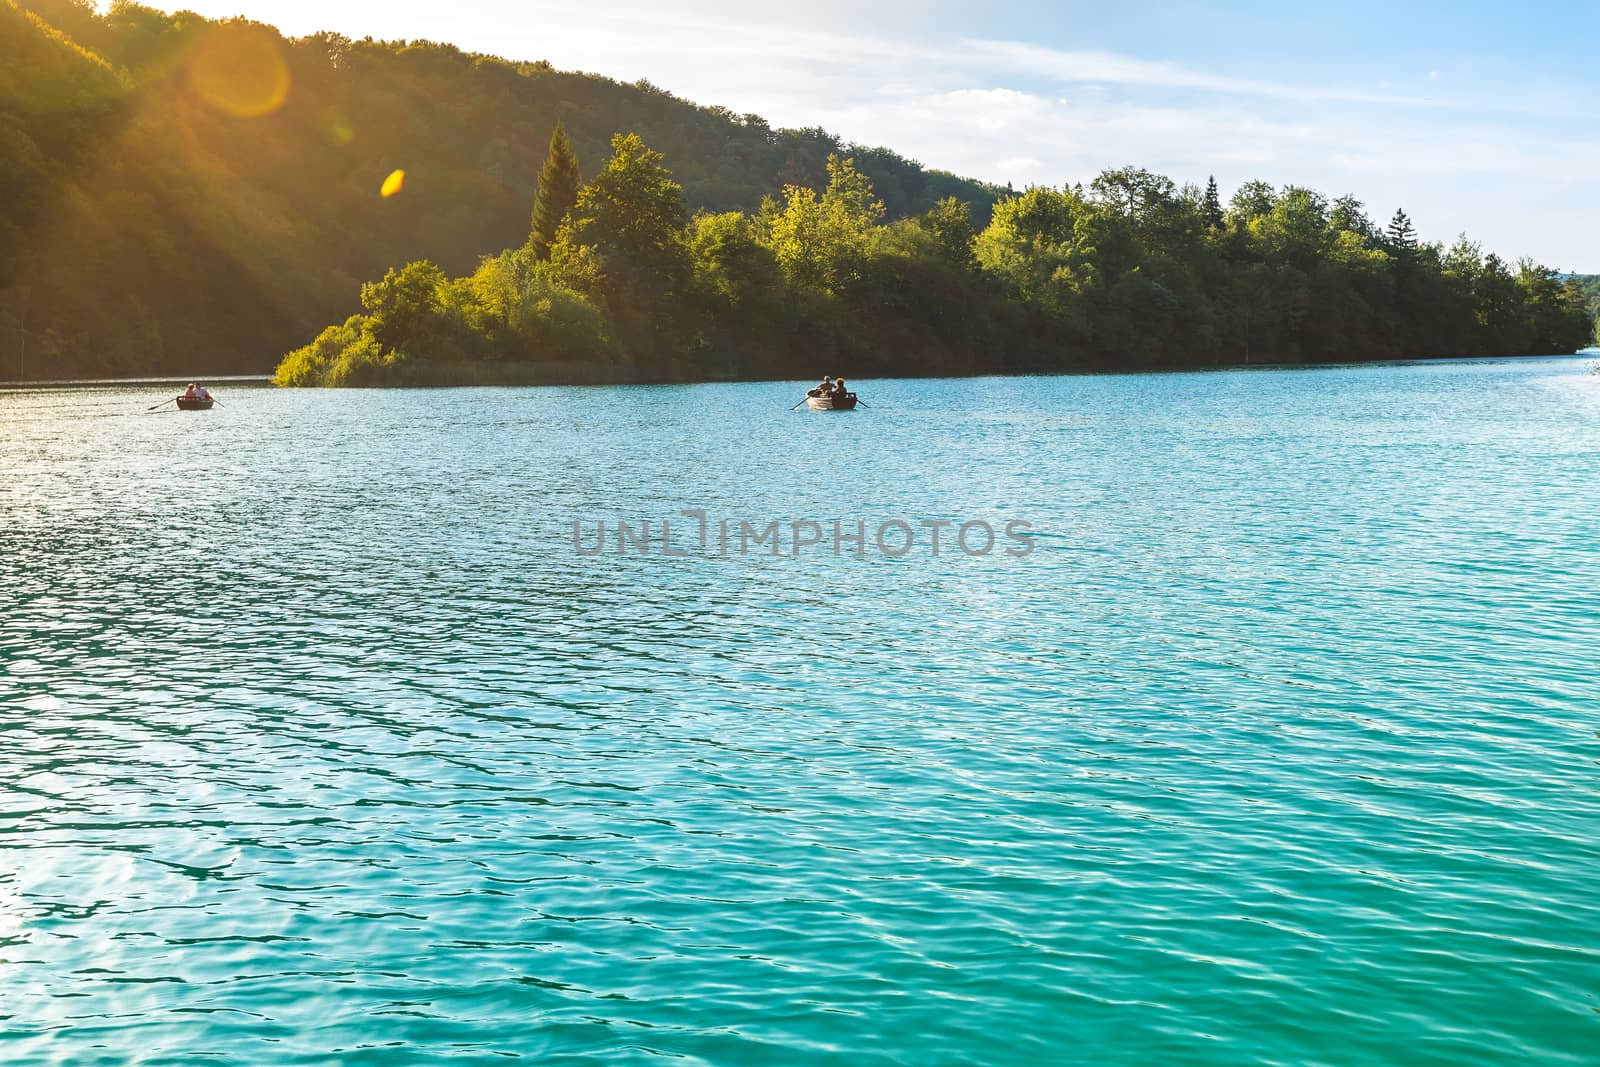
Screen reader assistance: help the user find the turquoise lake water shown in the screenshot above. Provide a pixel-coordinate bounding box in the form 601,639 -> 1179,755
3,358 -> 1599,1065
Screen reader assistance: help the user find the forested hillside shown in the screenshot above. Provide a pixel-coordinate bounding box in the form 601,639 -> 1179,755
2,1 -> 1592,384
1573,275 -> 1600,327
0,0 -> 999,379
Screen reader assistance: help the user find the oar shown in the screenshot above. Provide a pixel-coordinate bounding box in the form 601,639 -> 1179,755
210,397 -> 225,407
854,397 -> 871,408
790,395 -> 811,410
146,397 -> 177,411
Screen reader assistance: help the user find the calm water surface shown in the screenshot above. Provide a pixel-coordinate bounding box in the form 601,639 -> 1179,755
3,359 -> 1599,1065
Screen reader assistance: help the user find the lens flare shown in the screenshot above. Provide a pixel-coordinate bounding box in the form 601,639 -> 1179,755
188,25 -> 291,118
381,169 -> 405,198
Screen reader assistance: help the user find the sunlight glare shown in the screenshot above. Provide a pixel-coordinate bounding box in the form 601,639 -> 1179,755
188,24 -> 292,118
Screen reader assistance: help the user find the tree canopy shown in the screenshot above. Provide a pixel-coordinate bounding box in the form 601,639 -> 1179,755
274,133 -> 1596,388
0,0 -> 1002,379
528,121 -> 580,260
1,0 -> 1591,386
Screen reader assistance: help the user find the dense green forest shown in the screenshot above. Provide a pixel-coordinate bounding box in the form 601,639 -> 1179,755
1572,275 -> 1600,322
0,0 -> 999,379
277,139 -> 1595,386
2,1 -> 1593,384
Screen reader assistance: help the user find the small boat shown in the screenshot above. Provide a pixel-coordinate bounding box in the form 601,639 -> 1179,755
806,393 -> 858,411
175,396 -> 215,410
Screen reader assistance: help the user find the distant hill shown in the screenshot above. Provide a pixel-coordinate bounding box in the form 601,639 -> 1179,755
0,0 -> 1003,379
3,1 -> 1592,385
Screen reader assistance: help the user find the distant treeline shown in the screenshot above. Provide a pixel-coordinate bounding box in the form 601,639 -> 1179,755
2,1 -> 1592,385
277,129 -> 1595,386
1574,275 -> 1600,325
0,0 -> 998,379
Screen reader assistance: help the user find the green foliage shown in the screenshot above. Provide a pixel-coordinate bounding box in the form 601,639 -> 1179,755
273,314 -> 390,387
1251,187 -> 1329,267
974,185 -> 1096,328
1201,176 -> 1223,230
688,210 -> 781,309
0,2 -> 1002,379
919,197 -> 978,271
1516,262 -> 1593,353
970,176 -> 1590,367
4,2 -> 1591,384
546,132 -> 693,370
267,144 -> 1600,384
1577,274 -> 1600,312
1329,195 -> 1373,238
767,154 -> 886,295
529,121 -> 579,260
360,260 -> 448,352
274,246 -> 617,386
1566,274 -> 1600,343
1386,209 -> 1419,259
555,133 -> 688,293
468,245 -> 613,363
1228,180 -> 1276,222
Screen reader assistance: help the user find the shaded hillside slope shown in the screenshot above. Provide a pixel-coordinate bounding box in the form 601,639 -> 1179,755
0,0 -> 1001,379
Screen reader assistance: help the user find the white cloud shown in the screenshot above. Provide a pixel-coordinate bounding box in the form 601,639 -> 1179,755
571,17 -> 1592,266
952,40 -> 1431,107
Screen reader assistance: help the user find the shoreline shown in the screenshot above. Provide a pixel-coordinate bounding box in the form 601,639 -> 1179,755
1,353 -> 1591,391
0,373 -> 275,389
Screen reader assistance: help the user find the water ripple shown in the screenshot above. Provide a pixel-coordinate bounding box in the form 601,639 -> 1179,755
3,360 -> 1599,1065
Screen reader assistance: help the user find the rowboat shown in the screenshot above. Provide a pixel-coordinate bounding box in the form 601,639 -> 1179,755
806,393 -> 858,411
176,397 -> 215,410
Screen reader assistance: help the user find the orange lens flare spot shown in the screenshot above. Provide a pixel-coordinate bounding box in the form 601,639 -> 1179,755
188,25 -> 291,118
380,169 -> 406,198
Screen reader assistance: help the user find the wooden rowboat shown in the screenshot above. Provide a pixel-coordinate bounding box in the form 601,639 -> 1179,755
806,393 -> 858,411
175,397 -> 215,410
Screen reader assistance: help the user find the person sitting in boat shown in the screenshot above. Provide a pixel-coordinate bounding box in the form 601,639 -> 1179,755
808,376 -> 835,398
194,384 -> 210,401
832,377 -> 850,399
182,383 -> 198,399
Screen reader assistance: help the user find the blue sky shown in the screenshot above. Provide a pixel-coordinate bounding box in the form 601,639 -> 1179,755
167,1 -> 1598,269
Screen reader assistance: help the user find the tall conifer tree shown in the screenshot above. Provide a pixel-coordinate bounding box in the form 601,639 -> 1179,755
1202,175 -> 1224,229
530,122 -> 581,260
1386,209 -> 1418,257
